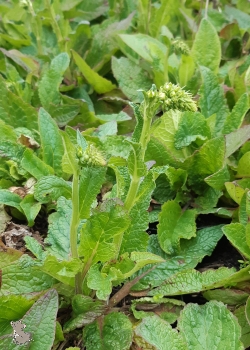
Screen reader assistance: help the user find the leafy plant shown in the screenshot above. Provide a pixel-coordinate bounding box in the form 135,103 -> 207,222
0,0 -> 250,349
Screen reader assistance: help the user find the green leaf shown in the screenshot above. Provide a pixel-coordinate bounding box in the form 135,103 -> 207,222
151,110 -> 186,161
0,243 -> 22,269
79,205 -> 130,264
225,125 -> 250,158
0,120 -> 16,142
205,166 -> 230,190
186,137 -> 225,190
199,67 -> 229,136
0,256 -> 55,296
112,57 -> 152,102
223,223 -> 250,259
192,18 -> 221,72
87,263 -> 114,300
86,15 -> 133,71
60,131 -> 78,176
178,301 -> 244,350
134,315 -> 186,350
223,93 -> 249,134
0,295 -> 34,336
237,152 -> 250,178
38,53 -> 70,109
0,190 -> 22,211
41,255 -> 83,287
0,76 -> 38,130
79,166 -> 106,219
34,176 -> 71,204
127,141 -> 147,178
83,312 -> 133,350
38,108 -> 64,177
174,111 -> 211,149
72,50 -> 116,94
149,267 -> 235,296
133,225 -> 224,290
225,182 -> 245,205
234,306 -> 250,349
119,33 -> 167,84
45,197 -> 72,260
203,289 -> 249,306
48,104 -> 80,128
0,289 -> 58,350
179,55 -> 195,86
21,149 -> 54,180
24,236 -> 46,260
158,200 -> 196,254
20,194 -> 41,226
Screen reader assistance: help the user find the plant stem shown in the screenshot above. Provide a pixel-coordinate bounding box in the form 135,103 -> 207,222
107,265 -> 157,309
124,103 -> 153,212
45,0 -> 64,52
70,170 -> 81,294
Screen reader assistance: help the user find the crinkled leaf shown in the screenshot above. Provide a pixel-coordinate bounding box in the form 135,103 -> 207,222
178,301 -> 244,350
72,50 -> 115,94
38,53 -> 70,109
21,149 -> 54,180
48,104 -> 80,128
192,18 -> 221,72
133,225 -> 224,290
149,267 -> 235,296
79,166 -> 106,219
86,15 -> 133,71
186,136 -> 225,189
151,110 -> 186,161
134,315 -> 186,350
0,256 -> 55,296
127,141 -> 147,178
223,93 -> 249,134
79,205 -> 130,264
203,289 -> 249,305
24,236 -> 46,260
87,263 -> 114,301
83,312 -> 133,350
199,67 -> 229,136
112,57 -> 152,102
158,200 -> 196,254
34,175 -> 71,204
41,255 -> 83,287
0,76 -> 38,130
174,111 -> 211,149
45,197 -> 72,260
38,108 -> 64,177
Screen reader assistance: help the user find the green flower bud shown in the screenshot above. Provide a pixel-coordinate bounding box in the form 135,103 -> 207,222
159,83 -> 197,112
171,39 -> 190,56
79,144 -> 106,167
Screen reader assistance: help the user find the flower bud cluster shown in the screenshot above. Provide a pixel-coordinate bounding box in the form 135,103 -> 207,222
77,144 -> 106,167
172,39 -> 190,56
158,83 -> 197,112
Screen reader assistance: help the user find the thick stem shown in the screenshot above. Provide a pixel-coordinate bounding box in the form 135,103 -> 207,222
70,170 -> 81,294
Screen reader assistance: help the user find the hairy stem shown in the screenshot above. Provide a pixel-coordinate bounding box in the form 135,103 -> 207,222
70,170 -> 81,294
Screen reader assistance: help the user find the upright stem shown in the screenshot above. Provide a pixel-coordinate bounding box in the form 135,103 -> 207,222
70,170 -> 82,294
45,0 -> 65,51
124,103 -> 153,212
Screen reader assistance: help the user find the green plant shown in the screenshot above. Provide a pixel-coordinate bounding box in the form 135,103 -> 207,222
0,0 -> 250,349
